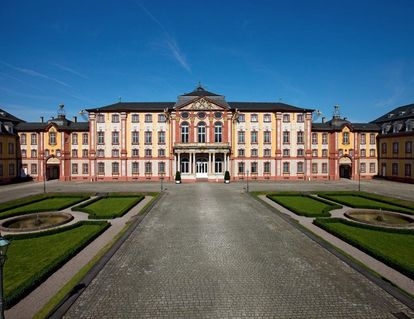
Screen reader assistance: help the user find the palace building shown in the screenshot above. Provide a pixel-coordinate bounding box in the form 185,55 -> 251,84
7,85 -> 388,183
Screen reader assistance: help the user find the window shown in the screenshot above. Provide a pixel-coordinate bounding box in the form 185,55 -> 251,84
392,163 -> 398,175
158,114 -> 166,123
381,143 -> 387,154
98,162 -> 105,175
322,149 -> 328,157
360,149 -> 366,157
97,114 -> 105,123
145,131 -> 152,144
338,149 -> 343,157
370,163 -> 375,173
264,114 -> 271,122
112,114 -> 119,123
238,149 -> 245,157
45,149 -> 49,157
251,114 -> 258,122
360,163 -> 366,173
322,163 -> 328,173
342,132 -> 349,145
82,149 -> 88,158
297,162 -> 304,173
112,162 -> 119,175
145,149 -> 152,157
405,164 -> 412,177
98,131 -> 105,144
0,164 -> 3,177
406,141 -> 412,154
312,149 -> 318,157
97,149 -> 105,157
214,112 -> 222,119
158,149 -> 165,157
297,114 -> 304,123
198,122 -> 206,143
49,132 -> 56,145
181,112 -> 189,119
283,149 -> 290,157
72,133 -> 78,145
283,131 -> 290,144
214,122 -> 222,143
238,131 -> 245,144
132,131 -> 139,145
297,149 -> 304,157
264,162 -> 271,173
21,149 -> 27,158
112,131 -> 119,145
9,163 -> 15,176
181,122 -> 189,143
283,114 -> 290,122
20,134 -> 27,145
31,133 -> 37,145
158,131 -> 165,144
197,112 -> 206,119
264,131 -> 271,143
370,133 -> 375,144
72,149 -> 78,158
312,133 -> 317,144
82,133 -> 88,145
145,114 -> 152,123
312,163 -> 318,174
158,162 -> 165,174
238,114 -> 245,122
393,142 -> 399,154
360,133 -> 366,145
251,162 -> 258,174
82,163 -> 89,174
297,131 -> 304,144
283,162 -> 290,174
31,149 -> 37,158
181,157 -> 189,173
72,163 -> 78,174
251,131 -> 258,144
238,162 -> 245,174
132,149 -> 139,157
251,149 -> 258,157
145,162 -> 152,174
112,149 -> 119,157
7,142 -> 13,154
370,149 -> 375,157
31,163 -> 37,175
215,158 -> 223,173
322,133 -> 328,145
264,149 -> 271,157
132,162 -> 139,174
131,114 -> 139,123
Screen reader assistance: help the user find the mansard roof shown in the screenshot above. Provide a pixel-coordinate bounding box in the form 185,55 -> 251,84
312,117 -> 379,132
16,117 -> 89,132
372,103 -> 414,123
0,108 -> 25,124
229,102 -> 311,112
181,85 -> 221,97
86,102 -> 175,112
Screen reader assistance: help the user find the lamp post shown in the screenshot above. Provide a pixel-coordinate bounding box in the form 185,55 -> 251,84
358,162 -> 361,192
160,172 -> 165,192
43,157 -> 46,193
0,235 -> 10,319
246,169 -> 250,193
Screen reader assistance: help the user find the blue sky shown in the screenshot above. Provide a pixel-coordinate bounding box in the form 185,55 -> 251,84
1,0 -> 414,122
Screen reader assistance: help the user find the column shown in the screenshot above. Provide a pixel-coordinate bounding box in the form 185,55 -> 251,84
189,152 -> 192,174
213,152 -> 216,174
192,152 -> 196,175
208,152 -> 212,174
224,153 -> 227,172
177,152 -> 180,172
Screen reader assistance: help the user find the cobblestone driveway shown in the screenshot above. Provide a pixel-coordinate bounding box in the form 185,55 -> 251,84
64,183 -> 413,318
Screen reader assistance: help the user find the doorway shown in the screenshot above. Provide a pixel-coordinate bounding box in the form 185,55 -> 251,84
196,158 -> 208,178
47,165 -> 60,180
339,164 -> 351,179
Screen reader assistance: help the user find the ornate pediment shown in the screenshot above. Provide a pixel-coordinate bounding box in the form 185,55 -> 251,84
180,97 -> 228,111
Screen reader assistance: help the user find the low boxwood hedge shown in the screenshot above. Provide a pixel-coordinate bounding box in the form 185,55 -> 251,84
313,218 -> 414,279
4,220 -> 109,309
266,193 -> 342,217
72,195 -> 145,219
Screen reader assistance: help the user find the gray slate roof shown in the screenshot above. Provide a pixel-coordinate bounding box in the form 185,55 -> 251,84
372,103 -> 414,123
0,108 -> 25,124
312,117 -> 379,132
16,120 -> 89,132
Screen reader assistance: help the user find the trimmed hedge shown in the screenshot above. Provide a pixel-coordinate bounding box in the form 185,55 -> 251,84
266,193 -> 342,217
4,220 -> 109,309
313,218 -> 414,279
317,191 -> 414,215
72,195 -> 144,219
0,193 -> 91,219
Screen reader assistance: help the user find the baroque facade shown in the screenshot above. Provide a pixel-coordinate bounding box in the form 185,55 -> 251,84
11,86 -> 384,182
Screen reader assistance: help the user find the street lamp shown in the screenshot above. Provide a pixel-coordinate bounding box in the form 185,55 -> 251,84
246,169 -> 250,193
358,163 -> 361,192
43,157 -> 46,193
0,235 -> 10,319
160,172 -> 165,192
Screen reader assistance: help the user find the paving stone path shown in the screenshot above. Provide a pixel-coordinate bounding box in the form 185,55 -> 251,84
64,183 -> 413,318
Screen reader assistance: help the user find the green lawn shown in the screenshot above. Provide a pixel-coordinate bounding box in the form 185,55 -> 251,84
4,221 -> 109,308
267,194 -> 341,217
318,193 -> 414,215
314,218 -> 414,279
0,195 -> 89,219
73,196 -> 144,219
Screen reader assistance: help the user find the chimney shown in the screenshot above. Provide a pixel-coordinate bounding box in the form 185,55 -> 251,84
73,116 -> 77,123
40,116 -> 44,123
322,117 -> 326,123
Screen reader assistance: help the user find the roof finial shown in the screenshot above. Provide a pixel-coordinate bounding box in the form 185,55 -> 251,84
333,104 -> 340,119
119,96 -> 122,103
196,82 -> 204,91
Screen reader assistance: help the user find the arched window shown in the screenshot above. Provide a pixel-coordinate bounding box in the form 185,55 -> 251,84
214,122 -> 222,143
181,122 -> 189,143
198,122 -> 206,143
181,157 -> 189,173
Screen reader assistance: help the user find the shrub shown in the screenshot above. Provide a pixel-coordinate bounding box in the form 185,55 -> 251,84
175,171 -> 181,181
224,171 -> 230,181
